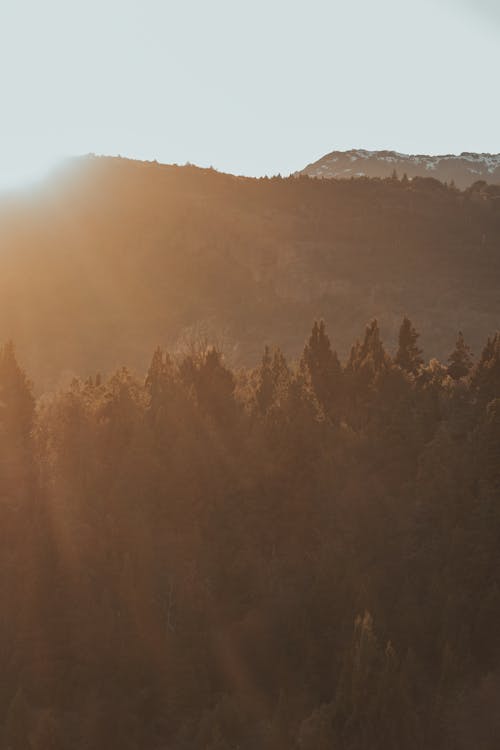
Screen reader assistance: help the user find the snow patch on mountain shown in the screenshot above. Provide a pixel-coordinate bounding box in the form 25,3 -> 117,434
297,149 -> 500,188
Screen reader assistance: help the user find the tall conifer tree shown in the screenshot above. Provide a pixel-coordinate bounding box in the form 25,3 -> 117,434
395,317 -> 423,375
447,331 -> 473,380
301,320 -> 342,415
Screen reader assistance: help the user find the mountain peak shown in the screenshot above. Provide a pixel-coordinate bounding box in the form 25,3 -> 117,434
298,149 -> 500,188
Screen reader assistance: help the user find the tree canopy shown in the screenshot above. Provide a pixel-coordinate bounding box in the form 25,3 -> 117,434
0,320 -> 498,749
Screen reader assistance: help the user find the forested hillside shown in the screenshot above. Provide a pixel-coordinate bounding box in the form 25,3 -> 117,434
0,320 -> 499,749
0,156 -> 499,388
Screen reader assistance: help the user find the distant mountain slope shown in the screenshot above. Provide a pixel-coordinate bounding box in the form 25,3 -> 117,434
299,149 -> 500,189
0,156 -> 499,388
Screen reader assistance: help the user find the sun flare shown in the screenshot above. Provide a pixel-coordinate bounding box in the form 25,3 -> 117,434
0,147 -> 67,193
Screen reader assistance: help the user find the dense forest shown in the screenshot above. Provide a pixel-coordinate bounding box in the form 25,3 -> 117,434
1,156 -> 500,387
0,317 -> 499,749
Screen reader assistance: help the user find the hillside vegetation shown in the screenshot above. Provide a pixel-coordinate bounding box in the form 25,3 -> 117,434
0,320 -> 499,749
0,156 -> 499,387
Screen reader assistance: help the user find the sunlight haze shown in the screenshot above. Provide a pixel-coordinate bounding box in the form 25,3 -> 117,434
0,0 -> 499,190
0,3 -> 500,744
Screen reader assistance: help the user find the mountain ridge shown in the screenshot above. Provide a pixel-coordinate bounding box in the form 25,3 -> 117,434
0,155 -> 499,388
299,149 -> 500,188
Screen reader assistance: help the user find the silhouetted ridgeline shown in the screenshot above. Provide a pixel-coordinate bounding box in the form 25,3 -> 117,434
0,156 -> 499,388
0,321 -> 499,749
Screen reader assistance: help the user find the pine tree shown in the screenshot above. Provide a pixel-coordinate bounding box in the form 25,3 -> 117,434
145,346 -> 176,414
333,611 -> 382,747
0,342 -> 36,506
347,320 -> 390,385
470,332 -> 500,405
255,346 -> 290,416
301,320 -> 342,416
0,341 -> 35,443
181,347 -> 236,424
395,317 -> 423,375
447,331 -> 473,380
359,319 -> 389,372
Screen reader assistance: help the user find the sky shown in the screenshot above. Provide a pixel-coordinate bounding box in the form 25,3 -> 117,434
0,0 -> 499,190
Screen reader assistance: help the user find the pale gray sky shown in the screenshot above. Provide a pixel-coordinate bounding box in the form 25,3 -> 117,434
0,0 -> 499,189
